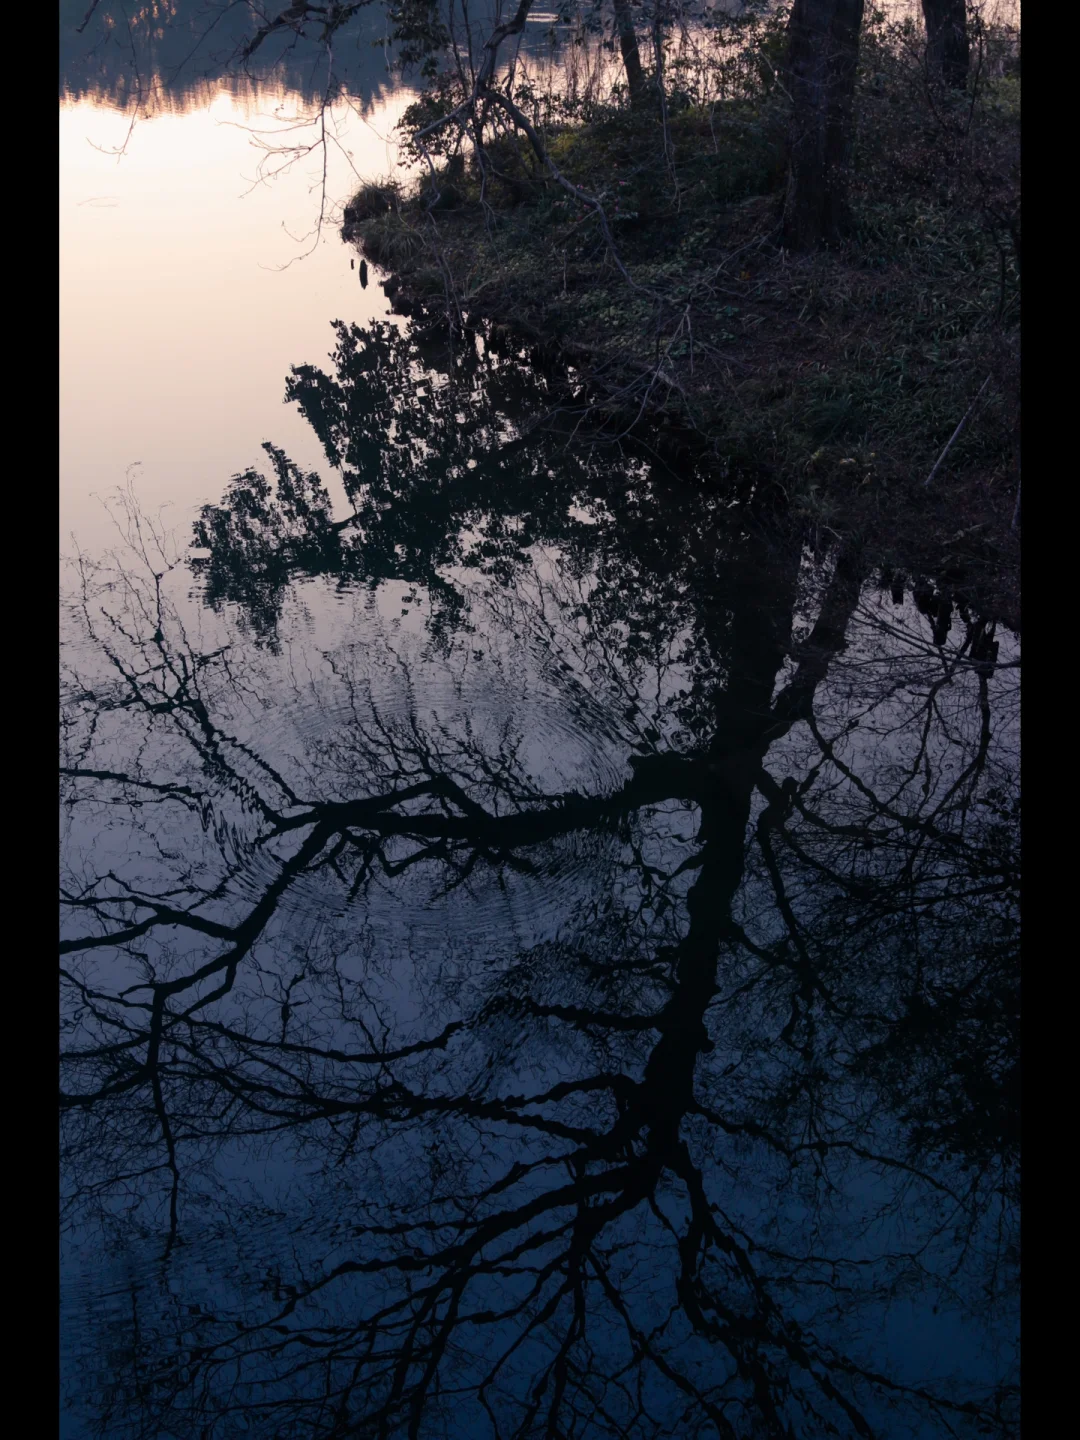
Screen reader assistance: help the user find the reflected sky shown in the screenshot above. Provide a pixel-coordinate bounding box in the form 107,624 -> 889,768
59,10 -> 1019,1436
60,87 -> 412,551
60,494 -> 1020,1436
60,307 -> 1019,1433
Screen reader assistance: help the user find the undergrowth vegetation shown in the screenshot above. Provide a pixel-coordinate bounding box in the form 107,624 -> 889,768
345,5 -> 1020,614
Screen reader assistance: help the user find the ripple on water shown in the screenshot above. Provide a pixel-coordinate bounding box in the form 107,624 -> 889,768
215,582 -> 635,956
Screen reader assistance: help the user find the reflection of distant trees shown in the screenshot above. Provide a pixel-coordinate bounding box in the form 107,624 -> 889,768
60,0 -> 398,111
62,433 -> 1019,1433
60,0 -> 571,112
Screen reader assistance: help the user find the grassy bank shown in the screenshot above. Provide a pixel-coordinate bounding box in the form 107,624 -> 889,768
344,23 -> 1020,621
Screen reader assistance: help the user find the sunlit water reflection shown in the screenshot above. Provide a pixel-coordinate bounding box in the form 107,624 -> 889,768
60,87 -> 414,551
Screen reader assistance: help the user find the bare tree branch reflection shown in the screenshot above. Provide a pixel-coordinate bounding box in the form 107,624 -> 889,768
62,407 -> 1018,1434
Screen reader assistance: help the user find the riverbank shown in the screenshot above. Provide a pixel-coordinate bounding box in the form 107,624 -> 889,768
344,54 -> 1020,624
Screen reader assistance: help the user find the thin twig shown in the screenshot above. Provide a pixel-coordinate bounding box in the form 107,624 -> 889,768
923,375 -> 992,488
75,0 -> 103,35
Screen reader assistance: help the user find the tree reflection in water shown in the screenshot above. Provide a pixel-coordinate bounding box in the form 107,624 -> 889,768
60,319 -> 1019,1439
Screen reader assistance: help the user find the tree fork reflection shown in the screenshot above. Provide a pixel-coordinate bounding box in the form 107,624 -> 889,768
62,370 -> 1017,1436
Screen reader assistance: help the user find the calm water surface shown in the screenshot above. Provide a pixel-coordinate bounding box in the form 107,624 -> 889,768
60,19 -> 1019,1440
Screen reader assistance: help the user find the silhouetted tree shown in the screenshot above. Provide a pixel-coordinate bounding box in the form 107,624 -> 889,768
614,0 -> 649,107
783,0 -> 865,248
62,341 -> 1019,1435
922,0 -> 969,90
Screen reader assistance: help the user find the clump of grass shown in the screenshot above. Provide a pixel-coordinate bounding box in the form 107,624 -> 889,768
343,177 -> 402,225
355,212 -> 426,269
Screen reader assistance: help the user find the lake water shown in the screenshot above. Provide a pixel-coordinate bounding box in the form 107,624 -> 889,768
60,8 -> 1020,1438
